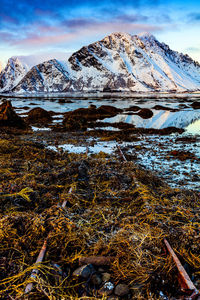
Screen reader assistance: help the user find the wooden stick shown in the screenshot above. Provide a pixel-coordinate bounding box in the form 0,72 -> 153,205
61,186 -> 73,209
24,239 -> 47,294
117,145 -> 127,162
79,256 -> 114,266
164,238 -> 200,297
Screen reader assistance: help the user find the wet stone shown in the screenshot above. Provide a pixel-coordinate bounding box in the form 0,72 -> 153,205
90,273 -> 102,286
114,283 -> 130,296
137,108 -> 153,119
98,282 -> 114,296
73,264 -> 95,279
102,272 -> 111,282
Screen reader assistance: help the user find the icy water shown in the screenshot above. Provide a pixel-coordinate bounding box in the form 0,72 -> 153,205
1,93 -> 200,191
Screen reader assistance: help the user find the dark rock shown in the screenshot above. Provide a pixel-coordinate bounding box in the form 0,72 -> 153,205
63,105 -> 122,130
125,105 -> 140,112
152,105 -> 177,111
26,107 -> 52,124
137,108 -> 153,119
0,100 -> 27,128
91,273 -> 102,286
98,282 -> 114,296
114,283 -> 130,296
96,105 -> 122,117
191,101 -> 200,109
73,264 -> 95,279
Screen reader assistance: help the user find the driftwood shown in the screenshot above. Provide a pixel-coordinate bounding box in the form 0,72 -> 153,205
24,239 -> 47,294
79,256 -> 115,266
117,145 -> 139,186
24,186 -> 74,294
164,238 -> 200,299
117,145 -> 127,161
61,186 -> 73,209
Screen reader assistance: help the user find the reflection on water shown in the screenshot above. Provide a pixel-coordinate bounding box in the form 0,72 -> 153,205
186,119 -> 200,135
1,94 -> 200,132
104,110 -> 200,130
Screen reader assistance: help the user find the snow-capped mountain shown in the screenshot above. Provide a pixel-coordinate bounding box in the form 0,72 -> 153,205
5,32 -> 200,93
0,53 -> 71,92
0,57 -> 29,92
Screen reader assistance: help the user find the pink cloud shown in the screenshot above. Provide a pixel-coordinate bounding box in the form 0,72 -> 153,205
10,21 -> 163,49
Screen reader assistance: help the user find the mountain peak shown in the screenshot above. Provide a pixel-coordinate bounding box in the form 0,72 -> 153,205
137,32 -> 156,41
3,32 -> 200,93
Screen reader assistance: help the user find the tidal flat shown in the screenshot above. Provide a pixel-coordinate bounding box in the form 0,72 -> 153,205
0,94 -> 200,299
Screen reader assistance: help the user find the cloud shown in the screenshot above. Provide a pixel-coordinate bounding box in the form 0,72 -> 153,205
8,20 -> 163,49
186,47 -> 200,52
187,13 -> 200,22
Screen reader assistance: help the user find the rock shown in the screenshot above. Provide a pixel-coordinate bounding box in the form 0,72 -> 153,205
72,264 -> 95,279
137,108 -> 153,119
63,105 -> 122,130
152,105 -> 177,112
125,105 -> 140,112
26,107 -> 52,124
91,274 -> 102,286
96,105 -> 122,118
191,101 -> 200,109
114,283 -> 130,296
0,100 -> 27,128
98,282 -> 114,296
102,272 -> 111,282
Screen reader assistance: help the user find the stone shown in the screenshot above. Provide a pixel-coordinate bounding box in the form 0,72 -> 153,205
98,282 -> 114,296
26,107 -> 52,124
191,101 -> 200,109
72,264 -> 95,279
102,272 -> 111,282
0,100 -> 27,128
114,283 -> 130,296
90,274 -> 102,286
125,105 -> 140,112
137,108 -> 153,119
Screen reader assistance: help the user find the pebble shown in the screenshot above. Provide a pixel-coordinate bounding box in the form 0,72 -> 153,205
102,272 -> 111,282
73,264 -> 95,279
98,282 -> 114,296
91,273 -> 102,286
114,283 -> 130,296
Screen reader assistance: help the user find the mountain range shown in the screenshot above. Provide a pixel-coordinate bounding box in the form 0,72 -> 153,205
1,32 -> 200,93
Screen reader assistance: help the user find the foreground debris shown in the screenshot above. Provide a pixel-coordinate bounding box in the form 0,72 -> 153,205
0,132 -> 200,299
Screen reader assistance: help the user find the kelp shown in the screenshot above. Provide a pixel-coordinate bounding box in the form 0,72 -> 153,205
0,134 -> 199,299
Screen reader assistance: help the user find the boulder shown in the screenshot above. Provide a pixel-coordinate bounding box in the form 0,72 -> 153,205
0,100 -> 27,128
63,105 -> 122,130
137,108 -> 153,119
125,105 -> 140,112
114,283 -> 130,296
72,264 -> 95,279
191,101 -> 200,109
26,107 -> 52,124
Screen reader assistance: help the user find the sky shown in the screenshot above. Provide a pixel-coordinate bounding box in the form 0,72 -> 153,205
0,0 -> 200,68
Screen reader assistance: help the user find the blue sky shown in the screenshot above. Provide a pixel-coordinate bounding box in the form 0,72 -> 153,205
0,0 -> 200,66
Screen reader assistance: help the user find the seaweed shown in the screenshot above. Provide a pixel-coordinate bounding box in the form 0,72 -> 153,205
0,133 -> 199,299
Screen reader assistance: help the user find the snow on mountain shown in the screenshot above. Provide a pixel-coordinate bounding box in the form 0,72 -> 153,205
7,32 -> 200,93
0,52 -> 71,92
0,57 -> 29,92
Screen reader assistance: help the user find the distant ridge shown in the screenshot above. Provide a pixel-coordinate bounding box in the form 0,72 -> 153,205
1,32 -> 200,93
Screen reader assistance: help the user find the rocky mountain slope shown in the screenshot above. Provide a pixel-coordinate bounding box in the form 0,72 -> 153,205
3,32 -> 200,93
0,57 -> 29,92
